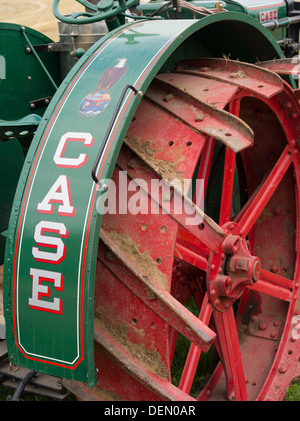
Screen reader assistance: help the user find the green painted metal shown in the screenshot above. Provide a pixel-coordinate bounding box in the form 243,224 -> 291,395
0,24 -> 60,265
0,23 -> 60,120
3,12 -> 284,386
138,0 -> 287,41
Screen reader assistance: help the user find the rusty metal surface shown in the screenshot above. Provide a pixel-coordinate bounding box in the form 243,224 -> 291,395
4,0 -> 300,404
246,313 -> 282,341
147,75 -> 254,153
89,64 -> 300,400
62,379 -> 101,401
175,58 -> 283,98
14,51 -> 300,401
120,141 -> 226,254
99,229 -> 216,350
93,324 -> 196,401
256,58 -> 300,76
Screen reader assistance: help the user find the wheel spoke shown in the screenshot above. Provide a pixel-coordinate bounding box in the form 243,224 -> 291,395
260,268 -> 293,290
176,226 -> 210,257
219,100 -> 240,225
194,136 -> 215,198
169,278 -> 186,363
237,146 -> 292,237
247,269 -> 293,302
213,307 -> 248,401
219,148 -> 236,225
178,293 -> 213,393
174,241 -> 208,271
247,280 -> 292,301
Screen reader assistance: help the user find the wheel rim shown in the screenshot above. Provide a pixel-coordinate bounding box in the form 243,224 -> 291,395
90,59 -> 300,401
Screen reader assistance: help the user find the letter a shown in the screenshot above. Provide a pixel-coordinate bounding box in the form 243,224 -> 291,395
37,175 -> 75,216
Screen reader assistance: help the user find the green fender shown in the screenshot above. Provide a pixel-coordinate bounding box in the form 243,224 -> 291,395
3,13 -> 284,386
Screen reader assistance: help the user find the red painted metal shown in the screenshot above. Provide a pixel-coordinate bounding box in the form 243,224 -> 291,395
174,241 -> 208,271
150,75 -> 253,153
194,136 -> 215,195
260,268 -> 293,289
213,307 -> 248,401
93,325 -> 197,401
178,293 -> 212,393
256,58 -> 300,76
248,279 -> 292,302
175,58 -> 283,98
176,226 -> 210,258
99,229 -> 216,350
237,145 -> 292,238
219,99 -> 240,225
68,58 -> 300,401
219,148 -> 236,225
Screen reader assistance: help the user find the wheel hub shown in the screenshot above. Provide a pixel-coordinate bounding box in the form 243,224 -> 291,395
207,222 -> 261,311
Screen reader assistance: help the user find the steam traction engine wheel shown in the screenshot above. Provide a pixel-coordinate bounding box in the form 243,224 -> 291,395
5,15 -> 300,402
87,60 -> 300,401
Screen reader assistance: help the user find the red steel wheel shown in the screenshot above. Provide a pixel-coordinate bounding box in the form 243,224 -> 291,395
68,59 -> 300,401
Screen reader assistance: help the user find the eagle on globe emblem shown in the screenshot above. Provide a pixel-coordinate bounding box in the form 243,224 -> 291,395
79,58 -> 127,117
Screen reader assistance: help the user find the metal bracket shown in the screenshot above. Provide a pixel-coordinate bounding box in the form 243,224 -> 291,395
172,0 -> 179,18
21,26 -> 58,90
25,43 -> 64,53
29,96 -> 52,111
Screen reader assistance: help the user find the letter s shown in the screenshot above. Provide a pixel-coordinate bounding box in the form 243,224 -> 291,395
32,221 -> 68,264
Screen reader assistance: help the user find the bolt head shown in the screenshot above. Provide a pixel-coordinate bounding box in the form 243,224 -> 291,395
270,265 -> 278,273
279,366 -> 287,374
273,207 -> 281,216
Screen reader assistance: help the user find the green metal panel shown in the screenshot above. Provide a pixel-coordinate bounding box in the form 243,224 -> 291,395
3,13 -> 284,385
0,24 -> 60,265
0,23 -> 60,120
229,0 -> 287,41
138,0 -> 287,41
